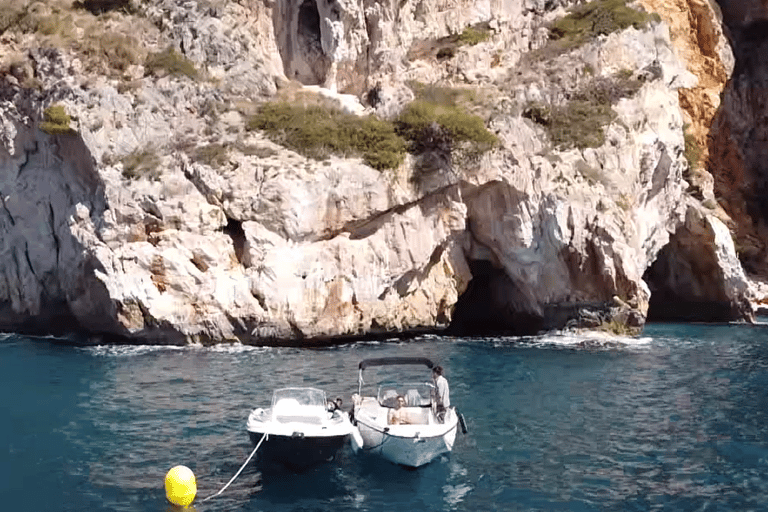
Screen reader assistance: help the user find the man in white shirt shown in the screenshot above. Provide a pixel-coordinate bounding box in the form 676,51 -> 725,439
432,365 -> 450,422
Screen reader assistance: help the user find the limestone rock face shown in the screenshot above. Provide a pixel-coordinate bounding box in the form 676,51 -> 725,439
707,1 -> 768,281
636,0 -> 732,207
0,0 -> 757,344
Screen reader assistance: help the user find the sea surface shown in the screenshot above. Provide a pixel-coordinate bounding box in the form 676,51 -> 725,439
3,322 -> 768,511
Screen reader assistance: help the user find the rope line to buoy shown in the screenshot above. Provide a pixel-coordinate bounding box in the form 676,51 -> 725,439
200,432 -> 268,502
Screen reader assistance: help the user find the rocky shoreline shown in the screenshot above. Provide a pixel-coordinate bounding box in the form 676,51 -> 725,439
1,0 -> 767,345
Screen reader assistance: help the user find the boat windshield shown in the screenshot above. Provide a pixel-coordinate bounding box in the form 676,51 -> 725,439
271,387 -> 327,408
377,383 -> 433,408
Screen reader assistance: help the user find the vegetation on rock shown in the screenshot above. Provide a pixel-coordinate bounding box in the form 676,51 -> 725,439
457,25 -> 492,46
395,101 -> 498,154
247,103 -> 407,171
410,22 -> 492,61
80,31 -> 142,73
121,147 -> 161,180
0,2 -> 26,35
398,82 -> 498,156
145,47 -> 198,80
0,0 -> 145,77
193,143 -> 230,169
39,104 -> 76,135
248,82 -> 497,171
549,0 -> 661,51
523,72 -> 644,150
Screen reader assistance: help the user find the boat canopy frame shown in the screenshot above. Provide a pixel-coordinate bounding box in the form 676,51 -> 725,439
357,357 -> 436,394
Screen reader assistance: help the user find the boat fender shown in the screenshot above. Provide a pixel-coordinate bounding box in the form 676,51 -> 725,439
351,427 -> 364,452
458,412 -> 468,434
291,431 -> 305,438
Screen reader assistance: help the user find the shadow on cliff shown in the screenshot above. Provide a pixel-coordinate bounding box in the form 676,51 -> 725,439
706,14 -> 768,278
0,129 -> 131,343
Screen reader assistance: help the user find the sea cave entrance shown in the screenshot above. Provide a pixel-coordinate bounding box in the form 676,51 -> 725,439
642,231 -> 735,322
447,260 -> 543,336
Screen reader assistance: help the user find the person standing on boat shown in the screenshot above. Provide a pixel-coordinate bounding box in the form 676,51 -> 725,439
432,366 -> 450,422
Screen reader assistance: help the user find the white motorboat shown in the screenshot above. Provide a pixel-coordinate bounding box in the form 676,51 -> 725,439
350,357 -> 467,468
246,387 -> 359,470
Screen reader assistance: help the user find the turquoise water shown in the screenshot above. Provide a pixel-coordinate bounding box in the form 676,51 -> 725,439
2,323 -> 768,511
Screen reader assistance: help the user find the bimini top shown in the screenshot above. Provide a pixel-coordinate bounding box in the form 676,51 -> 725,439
358,357 -> 435,370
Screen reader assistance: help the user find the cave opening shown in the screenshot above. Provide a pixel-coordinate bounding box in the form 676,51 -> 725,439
298,0 -> 321,45
643,242 -> 734,322
447,260 -> 544,336
223,218 -> 247,267
27,300 -> 83,336
291,0 -> 330,85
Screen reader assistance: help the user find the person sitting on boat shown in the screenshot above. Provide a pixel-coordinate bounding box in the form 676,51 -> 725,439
327,396 -> 343,412
388,395 -> 411,425
432,366 -> 450,422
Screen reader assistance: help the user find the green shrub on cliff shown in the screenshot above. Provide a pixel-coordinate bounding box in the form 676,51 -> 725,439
78,31 -> 141,73
0,2 -> 25,35
523,71 -> 644,150
40,104 -> 76,135
247,102 -> 406,171
122,147 -> 161,180
525,100 -> 616,150
395,100 -> 498,154
548,0 -> 660,52
193,144 -> 228,169
457,25 -> 492,46
408,22 -> 492,61
145,47 -> 198,80
0,2 -> 75,39
397,81 -> 497,156
248,84 -> 496,171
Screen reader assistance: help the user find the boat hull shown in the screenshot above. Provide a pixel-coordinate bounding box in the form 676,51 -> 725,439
248,430 -> 348,470
353,408 -> 458,467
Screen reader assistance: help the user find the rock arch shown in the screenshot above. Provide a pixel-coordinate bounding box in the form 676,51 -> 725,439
643,210 -> 753,323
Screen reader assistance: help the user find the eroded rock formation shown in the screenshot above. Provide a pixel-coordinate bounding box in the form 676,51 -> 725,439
708,0 -> 768,285
0,0 -> 758,344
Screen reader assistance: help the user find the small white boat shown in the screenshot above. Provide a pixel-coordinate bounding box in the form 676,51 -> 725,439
350,357 -> 466,468
246,387 -> 359,470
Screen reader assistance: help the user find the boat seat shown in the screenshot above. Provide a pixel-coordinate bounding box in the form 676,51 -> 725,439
405,389 -> 423,407
379,388 -> 399,408
399,407 -> 430,425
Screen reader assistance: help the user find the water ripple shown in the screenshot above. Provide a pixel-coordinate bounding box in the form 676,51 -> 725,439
3,324 -> 768,511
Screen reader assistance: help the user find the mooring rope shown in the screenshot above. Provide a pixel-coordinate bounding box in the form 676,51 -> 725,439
200,432 -> 268,502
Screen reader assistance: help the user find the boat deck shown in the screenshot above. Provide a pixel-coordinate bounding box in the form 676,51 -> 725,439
356,396 -> 436,426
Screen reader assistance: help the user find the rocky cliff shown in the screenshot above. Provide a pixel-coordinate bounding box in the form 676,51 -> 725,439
707,0 -> 768,304
0,0 -> 758,344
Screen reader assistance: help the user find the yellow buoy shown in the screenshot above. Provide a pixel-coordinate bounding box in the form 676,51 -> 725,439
165,465 -> 197,507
